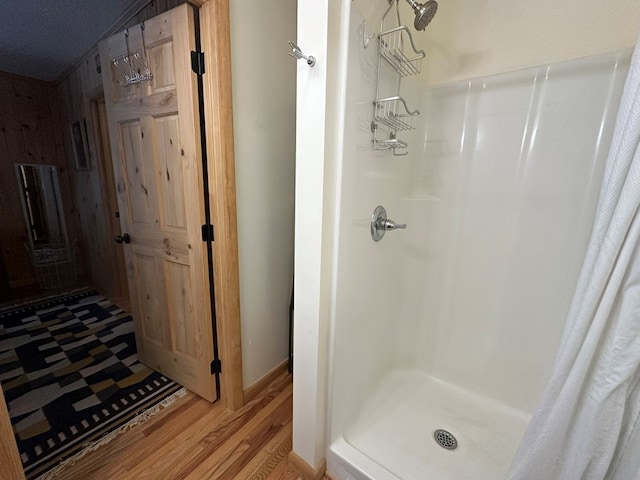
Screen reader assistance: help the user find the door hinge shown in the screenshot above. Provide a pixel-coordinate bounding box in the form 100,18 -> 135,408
210,359 -> 222,375
201,224 -> 214,242
191,51 -> 205,75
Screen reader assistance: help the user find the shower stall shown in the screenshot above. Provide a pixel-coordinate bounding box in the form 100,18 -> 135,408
321,1 -> 632,478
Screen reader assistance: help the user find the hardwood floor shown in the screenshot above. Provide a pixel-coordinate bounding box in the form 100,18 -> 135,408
56,371 -> 327,480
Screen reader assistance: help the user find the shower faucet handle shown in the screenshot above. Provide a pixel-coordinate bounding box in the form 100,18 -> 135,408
371,205 -> 407,242
381,219 -> 407,231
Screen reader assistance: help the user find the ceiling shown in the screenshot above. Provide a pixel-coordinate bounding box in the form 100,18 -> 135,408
0,0 -> 148,82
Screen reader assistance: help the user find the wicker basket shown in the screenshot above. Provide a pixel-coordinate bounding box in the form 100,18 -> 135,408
28,243 -> 77,290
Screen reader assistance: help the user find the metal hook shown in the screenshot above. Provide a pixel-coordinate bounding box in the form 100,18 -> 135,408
288,41 -> 316,67
113,24 -> 153,87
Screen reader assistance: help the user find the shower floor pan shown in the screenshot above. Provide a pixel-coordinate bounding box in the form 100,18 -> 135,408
337,370 -> 530,480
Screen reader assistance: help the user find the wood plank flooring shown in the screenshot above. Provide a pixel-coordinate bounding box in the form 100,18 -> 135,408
56,371 -> 327,480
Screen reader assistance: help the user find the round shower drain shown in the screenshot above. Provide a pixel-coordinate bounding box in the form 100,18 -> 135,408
433,429 -> 458,450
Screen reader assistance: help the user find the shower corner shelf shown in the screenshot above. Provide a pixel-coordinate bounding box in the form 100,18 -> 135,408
378,26 -> 426,78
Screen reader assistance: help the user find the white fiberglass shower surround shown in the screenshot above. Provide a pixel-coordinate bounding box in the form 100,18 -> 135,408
322,1 -> 632,479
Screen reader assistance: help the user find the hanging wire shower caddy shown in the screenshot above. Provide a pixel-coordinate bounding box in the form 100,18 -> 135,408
378,25 -> 425,77
368,0 -> 425,155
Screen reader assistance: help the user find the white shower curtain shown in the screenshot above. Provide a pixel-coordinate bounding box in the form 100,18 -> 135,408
507,39 -> 640,480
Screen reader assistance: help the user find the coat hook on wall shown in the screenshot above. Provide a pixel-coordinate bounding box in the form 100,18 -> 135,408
288,41 -> 316,67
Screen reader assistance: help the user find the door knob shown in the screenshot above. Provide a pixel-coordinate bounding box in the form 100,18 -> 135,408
115,233 -> 131,244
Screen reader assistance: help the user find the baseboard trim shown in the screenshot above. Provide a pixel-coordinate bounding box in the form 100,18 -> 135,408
8,278 -> 36,288
288,451 -> 326,480
243,359 -> 289,403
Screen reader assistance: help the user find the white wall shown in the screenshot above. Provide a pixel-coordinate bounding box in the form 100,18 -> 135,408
229,0 -> 297,389
421,0 -> 640,85
291,0 -> 351,470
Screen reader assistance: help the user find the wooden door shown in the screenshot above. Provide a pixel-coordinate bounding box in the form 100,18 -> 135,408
99,4 -> 217,401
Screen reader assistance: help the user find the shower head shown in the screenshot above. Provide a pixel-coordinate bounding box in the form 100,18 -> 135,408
404,0 -> 438,31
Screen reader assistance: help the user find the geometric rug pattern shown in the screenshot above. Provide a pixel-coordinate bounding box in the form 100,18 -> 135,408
0,290 -> 183,479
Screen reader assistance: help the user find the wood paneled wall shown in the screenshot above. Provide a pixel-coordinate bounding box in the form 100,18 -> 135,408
0,72 -> 81,288
56,75 -> 109,295
55,0 -> 185,297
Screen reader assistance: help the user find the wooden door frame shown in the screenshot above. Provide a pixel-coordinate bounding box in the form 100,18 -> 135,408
99,3 -> 232,408
96,0 -> 244,410
89,97 -> 129,300
0,387 -> 24,480
199,0 -> 243,410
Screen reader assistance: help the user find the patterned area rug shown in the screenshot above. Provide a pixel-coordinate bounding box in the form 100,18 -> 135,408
0,289 -> 184,479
